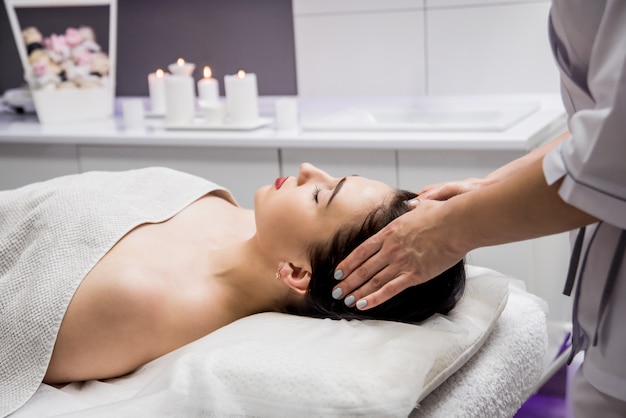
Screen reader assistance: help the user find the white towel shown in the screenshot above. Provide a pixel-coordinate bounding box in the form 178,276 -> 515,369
0,167 -> 223,417
412,280 -> 549,417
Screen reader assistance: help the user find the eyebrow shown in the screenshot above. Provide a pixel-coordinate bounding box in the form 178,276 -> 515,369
326,177 -> 347,208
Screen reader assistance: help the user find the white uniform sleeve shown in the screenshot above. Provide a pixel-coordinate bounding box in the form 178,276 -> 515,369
543,1 -> 626,229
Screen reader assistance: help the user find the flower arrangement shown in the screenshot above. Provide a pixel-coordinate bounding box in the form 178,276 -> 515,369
22,26 -> 110,91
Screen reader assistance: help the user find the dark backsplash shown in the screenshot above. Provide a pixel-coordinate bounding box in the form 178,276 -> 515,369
0,0 -> 297,96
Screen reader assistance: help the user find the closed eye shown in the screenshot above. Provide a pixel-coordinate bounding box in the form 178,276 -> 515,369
313,185 -> 321,203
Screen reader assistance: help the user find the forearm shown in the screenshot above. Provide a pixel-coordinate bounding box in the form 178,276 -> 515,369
446,156 -> 597,254
481,131 -> 569,187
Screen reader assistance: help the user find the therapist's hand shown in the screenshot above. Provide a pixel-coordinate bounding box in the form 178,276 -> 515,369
332,198 -> 466,310
417,177 -> 485,201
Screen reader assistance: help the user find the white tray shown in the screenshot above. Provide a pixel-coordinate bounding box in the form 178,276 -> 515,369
145,110 -> 205,119
164,117 -> 272,131
145,110 -> 165,118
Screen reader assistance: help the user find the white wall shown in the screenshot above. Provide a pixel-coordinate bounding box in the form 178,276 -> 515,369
293,0 -> 559,96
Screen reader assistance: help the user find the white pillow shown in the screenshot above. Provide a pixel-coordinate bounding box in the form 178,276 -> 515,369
14,266 -> 509,418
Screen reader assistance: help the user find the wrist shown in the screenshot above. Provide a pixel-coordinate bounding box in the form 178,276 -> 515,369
439,195 -> 478,259
479,174 -> 500,189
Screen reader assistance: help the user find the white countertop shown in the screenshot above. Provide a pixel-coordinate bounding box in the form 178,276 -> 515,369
0,94 -> 567,151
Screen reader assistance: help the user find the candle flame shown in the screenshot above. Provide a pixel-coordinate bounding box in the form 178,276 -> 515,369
237,70 -> 246,79
177,58 -> 185,66
156,68 -> 164,77
203,66 -> 212,78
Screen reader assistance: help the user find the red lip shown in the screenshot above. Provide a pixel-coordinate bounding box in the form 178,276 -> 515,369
274,177 -> 288,190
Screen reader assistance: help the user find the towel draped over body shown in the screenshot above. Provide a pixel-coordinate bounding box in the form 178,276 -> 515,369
0,167 -> 226,417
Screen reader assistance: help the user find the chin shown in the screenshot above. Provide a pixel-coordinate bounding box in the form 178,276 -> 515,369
252,185 -> 269,208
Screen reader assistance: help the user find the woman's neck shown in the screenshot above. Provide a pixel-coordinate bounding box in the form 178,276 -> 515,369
206,237 -> 294,320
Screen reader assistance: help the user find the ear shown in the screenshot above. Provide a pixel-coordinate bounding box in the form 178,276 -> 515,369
278,262 -> 311,295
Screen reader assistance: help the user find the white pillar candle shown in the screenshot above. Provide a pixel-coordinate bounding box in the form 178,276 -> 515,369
165,58 -> 196,125
224,70 -> 259,125
147,68 -> 167,115
197,66 -> 219,106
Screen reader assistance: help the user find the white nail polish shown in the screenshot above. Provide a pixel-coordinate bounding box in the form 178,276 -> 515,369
332,288 -> 343,300
334,270 -> 344,280
405,199 -> 420,207
356,299 -> 368,309
344,295 -> 355,307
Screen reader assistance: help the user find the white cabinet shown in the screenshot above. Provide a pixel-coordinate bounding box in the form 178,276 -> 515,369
0,143 -> 79,191
77,146 -> 279,209
397,148 -> 522,191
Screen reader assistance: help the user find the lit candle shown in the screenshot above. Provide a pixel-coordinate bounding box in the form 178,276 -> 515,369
197,66 -> 219,106
147,68 -> 167,115
224,69 -> 259,125
164,58 -> 196,125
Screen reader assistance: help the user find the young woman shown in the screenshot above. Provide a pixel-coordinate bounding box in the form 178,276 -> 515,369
1,163 -> 464,413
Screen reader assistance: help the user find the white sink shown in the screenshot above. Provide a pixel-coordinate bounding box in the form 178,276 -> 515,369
301,101 -> 540,132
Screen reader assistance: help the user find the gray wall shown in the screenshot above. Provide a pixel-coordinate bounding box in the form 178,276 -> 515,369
0,0 -> 297,96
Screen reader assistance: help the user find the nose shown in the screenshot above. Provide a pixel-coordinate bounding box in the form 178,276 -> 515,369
297,162 -> 332,185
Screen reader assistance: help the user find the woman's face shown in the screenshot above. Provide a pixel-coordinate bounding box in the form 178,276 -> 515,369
254,163 -> 394,267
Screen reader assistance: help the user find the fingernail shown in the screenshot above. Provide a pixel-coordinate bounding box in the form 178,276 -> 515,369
332,288 -> 343,300
356,299 -> 368,309
334,270 -> 344,280
405,199 -> 420,207
344,295 -> 356,307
